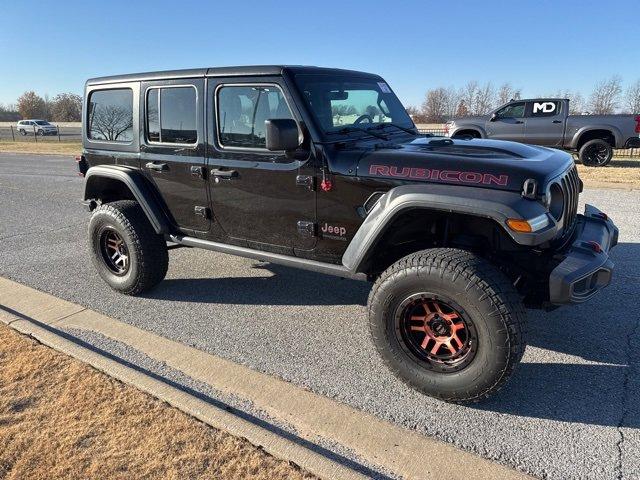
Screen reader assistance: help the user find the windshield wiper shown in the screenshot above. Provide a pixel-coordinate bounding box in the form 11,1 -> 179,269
370,123 -> 419,135
327,126 -> 388,140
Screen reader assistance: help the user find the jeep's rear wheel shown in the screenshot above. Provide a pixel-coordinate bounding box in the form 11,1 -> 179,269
88,200 -> 168,295
368,248 -> 527,403
579,139 -> 613,166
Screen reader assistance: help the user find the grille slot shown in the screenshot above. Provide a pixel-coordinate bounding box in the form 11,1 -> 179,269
558,166 -> 580,235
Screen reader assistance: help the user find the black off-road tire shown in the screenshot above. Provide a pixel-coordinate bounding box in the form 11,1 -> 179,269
579,139 -> 613,167
88,200 -> 168,295
368,248 -> 527,403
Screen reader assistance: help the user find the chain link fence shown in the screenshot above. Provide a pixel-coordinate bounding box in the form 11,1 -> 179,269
0,124 -> 81,142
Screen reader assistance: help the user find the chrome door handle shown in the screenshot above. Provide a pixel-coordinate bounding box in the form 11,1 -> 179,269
145,162 -> 168,172
211,168 -> 238,179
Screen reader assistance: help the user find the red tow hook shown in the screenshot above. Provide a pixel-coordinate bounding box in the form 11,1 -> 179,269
585,240 -> 602,253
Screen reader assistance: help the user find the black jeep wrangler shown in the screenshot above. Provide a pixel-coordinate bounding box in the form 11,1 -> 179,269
79,66 -> 618,402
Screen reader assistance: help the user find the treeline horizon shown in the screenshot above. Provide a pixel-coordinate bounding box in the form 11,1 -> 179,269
407,76 -> 640,123
0,91 -> 82,122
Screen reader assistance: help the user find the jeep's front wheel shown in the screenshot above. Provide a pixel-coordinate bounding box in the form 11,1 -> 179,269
88,200 -> 168,295
368,248 -> 526,403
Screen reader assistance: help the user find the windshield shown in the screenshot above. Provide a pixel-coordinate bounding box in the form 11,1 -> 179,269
293,74 -> 414,136
35,121 -> 50,125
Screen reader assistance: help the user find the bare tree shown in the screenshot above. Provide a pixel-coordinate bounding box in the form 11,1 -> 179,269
443,87 -> 462,120
475,82 -> 496,115
455,99 -> 470,117
405,105 -> 426,123
51,93 -> 82,122
421,87 -> 451,123
0,103 -> 20,121
88,104 -> 133,141
16,91 -> 47,119
588,76 -> 623,114
544,89 -> 586,114
458,81 -> 496,115
625,80 -> 640,114
460,81 -> 478,115
496,83 -> 521,105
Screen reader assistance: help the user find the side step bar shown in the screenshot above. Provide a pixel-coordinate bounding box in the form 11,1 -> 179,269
168,235 -> 368,281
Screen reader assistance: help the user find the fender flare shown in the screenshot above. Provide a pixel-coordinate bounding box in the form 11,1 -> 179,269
84,165 -> 172,234
570,125 -> 622,150
341,183 -> 556,273
449,124 -> 486,138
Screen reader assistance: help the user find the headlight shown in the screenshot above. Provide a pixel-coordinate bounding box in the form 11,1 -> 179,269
547,183 -> 565,221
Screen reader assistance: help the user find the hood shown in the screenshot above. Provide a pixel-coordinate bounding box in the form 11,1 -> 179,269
354,137 -> 574,192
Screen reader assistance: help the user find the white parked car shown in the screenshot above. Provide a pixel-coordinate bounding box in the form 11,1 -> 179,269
17,119 -> 58,136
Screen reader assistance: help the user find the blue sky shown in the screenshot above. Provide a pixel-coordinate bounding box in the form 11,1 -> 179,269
1,0 -> 638,107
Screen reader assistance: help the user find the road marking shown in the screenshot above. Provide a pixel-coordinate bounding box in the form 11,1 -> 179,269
0,276 -> 532,480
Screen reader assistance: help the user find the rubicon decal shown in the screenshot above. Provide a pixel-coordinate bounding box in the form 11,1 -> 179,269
368,165 -> 509,186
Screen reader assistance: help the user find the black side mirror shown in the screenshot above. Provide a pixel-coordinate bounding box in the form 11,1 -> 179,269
490,113 -> 498,122
265,119 -> 302,152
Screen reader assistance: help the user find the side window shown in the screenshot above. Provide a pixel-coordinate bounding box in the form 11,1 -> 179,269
495,102 -> 526,119
217,85 -> 293,149
87,88 -> 133,142
529,101 -> 561,117
146,86 -> 197,144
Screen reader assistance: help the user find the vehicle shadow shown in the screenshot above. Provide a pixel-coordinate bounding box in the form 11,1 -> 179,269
148,262 -> 371,306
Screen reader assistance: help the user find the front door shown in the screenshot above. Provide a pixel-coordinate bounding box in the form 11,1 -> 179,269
206,78 -> 316,254
524,100 -> 565,146
486,101 -> 526,141
140,78 -> 210,233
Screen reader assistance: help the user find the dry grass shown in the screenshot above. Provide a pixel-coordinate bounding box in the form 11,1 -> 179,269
0,141 -> 81,156
576,158 -> 640,189
0,324 -> 314,480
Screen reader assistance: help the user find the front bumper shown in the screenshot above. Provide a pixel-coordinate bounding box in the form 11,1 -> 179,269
549,204 -> 618,304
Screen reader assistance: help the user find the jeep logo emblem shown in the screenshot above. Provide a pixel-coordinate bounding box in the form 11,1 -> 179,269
533,102 -> 556,114
321,223 -> 347,239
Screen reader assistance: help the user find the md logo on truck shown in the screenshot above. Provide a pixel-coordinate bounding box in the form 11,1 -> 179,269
533,102 -> 556,114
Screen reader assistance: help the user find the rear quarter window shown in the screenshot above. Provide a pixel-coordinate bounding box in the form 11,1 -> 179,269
87,88 -> 134,142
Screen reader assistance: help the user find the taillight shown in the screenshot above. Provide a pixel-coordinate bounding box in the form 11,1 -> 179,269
635,115 -> 640,134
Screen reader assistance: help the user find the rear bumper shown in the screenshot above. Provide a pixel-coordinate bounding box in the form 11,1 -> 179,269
549,204 -> 618,304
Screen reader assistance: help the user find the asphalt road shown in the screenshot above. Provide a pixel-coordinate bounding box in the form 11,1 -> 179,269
1,153 -> 639,479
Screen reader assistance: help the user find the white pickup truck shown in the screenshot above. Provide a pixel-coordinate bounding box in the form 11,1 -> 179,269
447,98 -> 640,166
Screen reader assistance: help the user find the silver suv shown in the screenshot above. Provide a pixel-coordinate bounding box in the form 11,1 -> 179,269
17,120 -> 58,136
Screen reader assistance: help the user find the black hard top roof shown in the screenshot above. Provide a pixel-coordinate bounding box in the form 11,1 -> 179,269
86,65 -> 382,85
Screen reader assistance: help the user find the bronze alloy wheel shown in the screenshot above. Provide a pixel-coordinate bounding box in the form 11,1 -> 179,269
395,293 -> 477,373
99,227 -> 130,276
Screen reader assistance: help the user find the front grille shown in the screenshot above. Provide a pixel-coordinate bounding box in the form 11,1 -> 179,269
558,166 -> 580,235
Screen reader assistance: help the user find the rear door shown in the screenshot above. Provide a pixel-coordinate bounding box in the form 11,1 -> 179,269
140,78 -> 210,234
485,102 -> 526,141
524,100 -> 565,146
